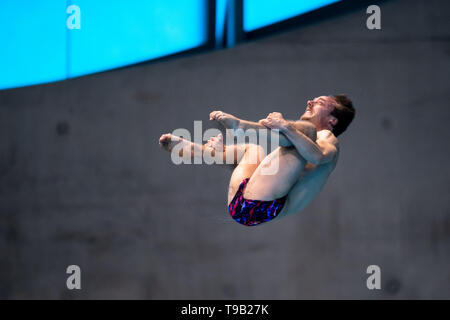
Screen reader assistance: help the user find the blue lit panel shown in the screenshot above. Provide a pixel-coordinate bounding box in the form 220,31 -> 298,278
244,0 -> 341,32
215,0 -> 227,46
68,0 -> 208,78
0,1 -> 66,90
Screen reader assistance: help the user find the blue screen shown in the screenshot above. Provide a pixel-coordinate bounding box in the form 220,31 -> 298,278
1,0 -> 343,90
68,0 -> 207,78
244,0 -> 341,32
0,0 -> 208,90
0,0 -> 67,90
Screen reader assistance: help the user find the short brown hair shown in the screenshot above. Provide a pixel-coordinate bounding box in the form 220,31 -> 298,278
330,94 -> 355,136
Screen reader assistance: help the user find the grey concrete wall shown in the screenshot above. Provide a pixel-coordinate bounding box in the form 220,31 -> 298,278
1,0 -> 449,299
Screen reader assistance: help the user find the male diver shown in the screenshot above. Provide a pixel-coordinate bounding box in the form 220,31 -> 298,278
159,95 -> 355,226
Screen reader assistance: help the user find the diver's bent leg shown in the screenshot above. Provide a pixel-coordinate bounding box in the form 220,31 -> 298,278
243,146 -> 307,201
227,144 -> 265,205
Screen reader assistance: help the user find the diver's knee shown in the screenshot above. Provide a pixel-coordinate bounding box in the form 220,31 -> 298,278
243,144 -> 265,164
245,143 -> 264,154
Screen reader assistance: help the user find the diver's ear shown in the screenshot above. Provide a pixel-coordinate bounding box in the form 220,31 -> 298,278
329,116 -> 338,128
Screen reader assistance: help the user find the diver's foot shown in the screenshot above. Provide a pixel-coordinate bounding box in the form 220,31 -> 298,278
209,110 -> 240,130
206,133 -> 225,153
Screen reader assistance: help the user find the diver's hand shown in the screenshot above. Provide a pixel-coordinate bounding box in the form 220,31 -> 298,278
260,112 -> 289,131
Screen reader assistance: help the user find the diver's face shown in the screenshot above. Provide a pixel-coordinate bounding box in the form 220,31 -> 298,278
301,96 -> 336,128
